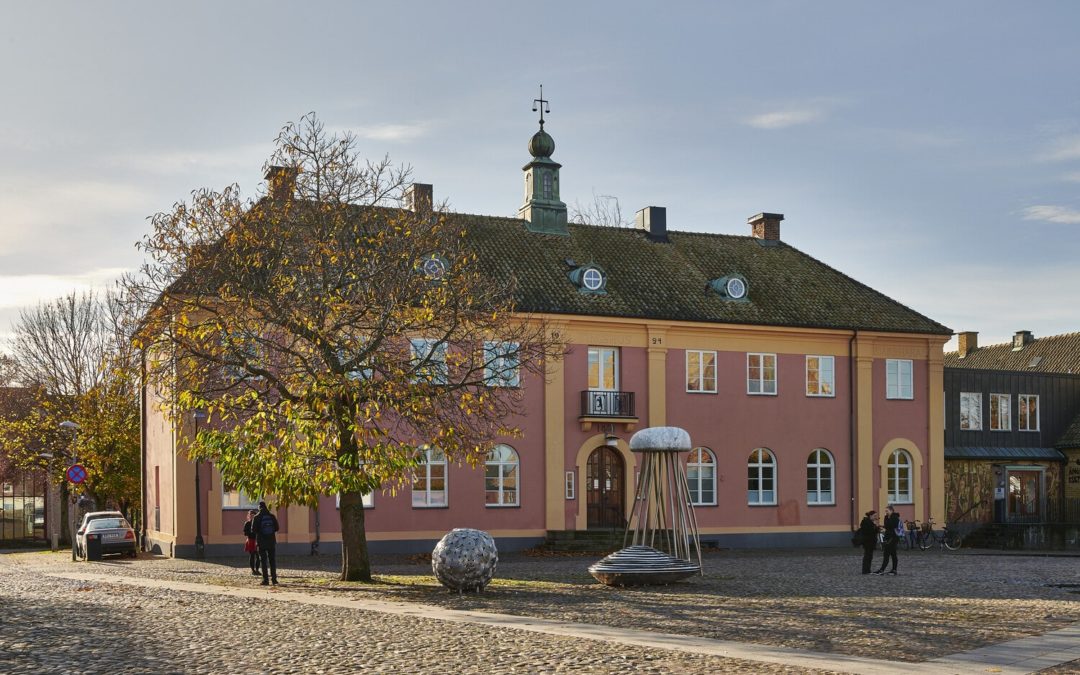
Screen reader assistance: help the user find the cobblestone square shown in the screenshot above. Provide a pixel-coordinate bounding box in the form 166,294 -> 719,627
1,547 -> 1077,673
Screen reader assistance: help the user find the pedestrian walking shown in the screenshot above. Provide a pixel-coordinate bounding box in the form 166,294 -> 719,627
874,506 -> 901,575
252,501 -> 279,586
859,510 -> 879,574
243,509 -> 261,576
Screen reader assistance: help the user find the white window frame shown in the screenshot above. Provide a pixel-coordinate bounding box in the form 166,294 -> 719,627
959,392 -> 983,431
747,353 -> 777,395
483,341 -> 520,388
334,492 -> 374,509
222,485 -> 259,510
565,471 -> 575,500
747,448 -> 777,505
990,393 -> 1011,431
886,359 -> 913,400
887,449 -> 913,504
686,350 -> 718,393
412,446 -> 447,507
484,444 -> 519,507
687,447 -> 717,506
410,338 -> 448,385
805,355 -> 835,397
806,448 -> 835,505
1019,394 -> 1040,432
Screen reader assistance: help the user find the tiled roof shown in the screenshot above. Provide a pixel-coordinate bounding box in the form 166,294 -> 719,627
1056,412 -> 1080,449
944,446 -> 1066,461
460,215 -> 950,335
944,331 -> 1080,373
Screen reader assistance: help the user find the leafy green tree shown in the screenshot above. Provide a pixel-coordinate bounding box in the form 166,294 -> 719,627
130,114 -> 560,581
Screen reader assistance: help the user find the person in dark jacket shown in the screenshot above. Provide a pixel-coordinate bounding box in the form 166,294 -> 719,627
875,505 -> 901,575
242,509 -> 260,576
859,510 -> 879,574
251,501 -> 279,585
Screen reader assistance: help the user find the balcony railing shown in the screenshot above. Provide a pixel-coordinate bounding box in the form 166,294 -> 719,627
580,390 -> 635,418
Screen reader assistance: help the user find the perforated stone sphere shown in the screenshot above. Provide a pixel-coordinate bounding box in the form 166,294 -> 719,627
431,528 -> 498,592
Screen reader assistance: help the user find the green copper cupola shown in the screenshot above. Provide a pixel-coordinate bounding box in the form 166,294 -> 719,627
518,86 -> 568,235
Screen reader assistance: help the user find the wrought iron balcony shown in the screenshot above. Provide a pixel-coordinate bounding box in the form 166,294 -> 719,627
580,390 -> 635,418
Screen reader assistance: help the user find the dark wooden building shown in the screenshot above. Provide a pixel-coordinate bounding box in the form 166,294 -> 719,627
944,330 -> 1080,546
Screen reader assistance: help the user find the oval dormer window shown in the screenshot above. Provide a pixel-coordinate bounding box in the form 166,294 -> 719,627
725,276 -> 746,300
422,256 -> 447,280
582,267 -> 604,291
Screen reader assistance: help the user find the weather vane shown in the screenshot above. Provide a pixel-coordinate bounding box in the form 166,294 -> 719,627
532,85 -> 550,128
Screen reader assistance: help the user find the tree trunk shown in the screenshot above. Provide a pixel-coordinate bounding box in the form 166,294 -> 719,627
339,490 -> 371,581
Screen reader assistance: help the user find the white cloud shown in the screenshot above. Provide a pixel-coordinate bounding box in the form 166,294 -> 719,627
1038,136 -> 1080,162
1021,205 -> 1080,225
1061,171 -> 1080,183
744,109 -> 823,130
335,122 -> 431,143
0,268 -> 129,310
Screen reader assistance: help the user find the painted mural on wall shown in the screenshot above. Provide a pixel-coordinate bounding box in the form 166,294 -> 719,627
1065,449 -> 1080,501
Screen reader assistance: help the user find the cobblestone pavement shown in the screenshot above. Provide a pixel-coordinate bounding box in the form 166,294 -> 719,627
2,547 -> 1078,673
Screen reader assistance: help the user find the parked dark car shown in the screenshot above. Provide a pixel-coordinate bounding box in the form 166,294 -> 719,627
76,514 -> 136,559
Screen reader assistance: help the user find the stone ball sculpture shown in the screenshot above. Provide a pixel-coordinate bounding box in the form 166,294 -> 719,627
431,528 -> 498,593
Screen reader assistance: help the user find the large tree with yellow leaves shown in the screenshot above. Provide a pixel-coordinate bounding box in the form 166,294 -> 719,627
129,114 -> 560,581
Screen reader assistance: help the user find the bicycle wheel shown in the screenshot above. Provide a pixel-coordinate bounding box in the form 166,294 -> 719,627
943,531 -> 961,551
918,532 -> 932,551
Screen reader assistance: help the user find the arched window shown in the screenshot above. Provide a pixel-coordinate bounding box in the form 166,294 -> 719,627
806,449 -> 834,505
485,444 -> 519,506
747,448 -> 776,505
412,446 -> 447,507
686,447 -> 717,506
887,449 -> 913,504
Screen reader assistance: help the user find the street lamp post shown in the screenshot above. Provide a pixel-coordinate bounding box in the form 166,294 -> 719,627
193,411 -> 207,558
59,420 -> 79,561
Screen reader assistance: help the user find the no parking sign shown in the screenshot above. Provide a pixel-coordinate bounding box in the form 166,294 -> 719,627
65,464 -> 87,484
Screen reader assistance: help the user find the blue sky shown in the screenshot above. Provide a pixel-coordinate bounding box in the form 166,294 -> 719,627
2,1 -> 1078,351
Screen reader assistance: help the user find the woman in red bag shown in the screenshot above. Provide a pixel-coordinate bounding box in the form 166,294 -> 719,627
243,509 -> 260,576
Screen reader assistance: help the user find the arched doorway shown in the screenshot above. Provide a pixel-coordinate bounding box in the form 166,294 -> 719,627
586,446 -> 624,529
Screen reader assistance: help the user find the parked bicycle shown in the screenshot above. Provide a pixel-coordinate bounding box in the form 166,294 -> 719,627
914,517 -> 962,551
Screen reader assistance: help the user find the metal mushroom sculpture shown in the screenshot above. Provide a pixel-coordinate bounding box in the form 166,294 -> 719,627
589,426 -> 702,586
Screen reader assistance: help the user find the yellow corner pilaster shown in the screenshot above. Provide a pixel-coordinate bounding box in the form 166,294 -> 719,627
855,336 -> 875,521
927,341 -> 946,523
544,326 -> 567,531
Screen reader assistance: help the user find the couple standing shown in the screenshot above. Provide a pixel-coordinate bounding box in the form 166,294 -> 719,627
858,505 -> 900,575
243,501 -> 279,585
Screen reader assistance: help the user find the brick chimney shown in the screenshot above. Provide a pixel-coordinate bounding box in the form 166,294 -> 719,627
957,331 -> 978,358
405,183 -> 433,213
635,206 -> 668,243
749,212 -> 784,241
264,166 -> 298,202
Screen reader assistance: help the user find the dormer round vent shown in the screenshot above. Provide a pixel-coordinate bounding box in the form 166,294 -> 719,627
709,274 -> 749,301
569,264 -> 607,294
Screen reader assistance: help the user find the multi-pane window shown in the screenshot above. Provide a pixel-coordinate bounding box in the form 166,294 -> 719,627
222,485 -> 258,509
990,394 -> 1011,431
485,444 -> 519,506
886,359 -> 913,399
959,392 -> 982,430
686,350 -> 717,393
747,448 -> 776,505
410,338 -> 448,385
687,447 -> 717,505
806,356 -> 835,397
806,449 -> 834,505
887,449 -> 913,504
412,446 -> 447,507
1019,394 -> 1040,431
542,172 -> 553,199
483,341 -> 520,387
747,353 -> 777,395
